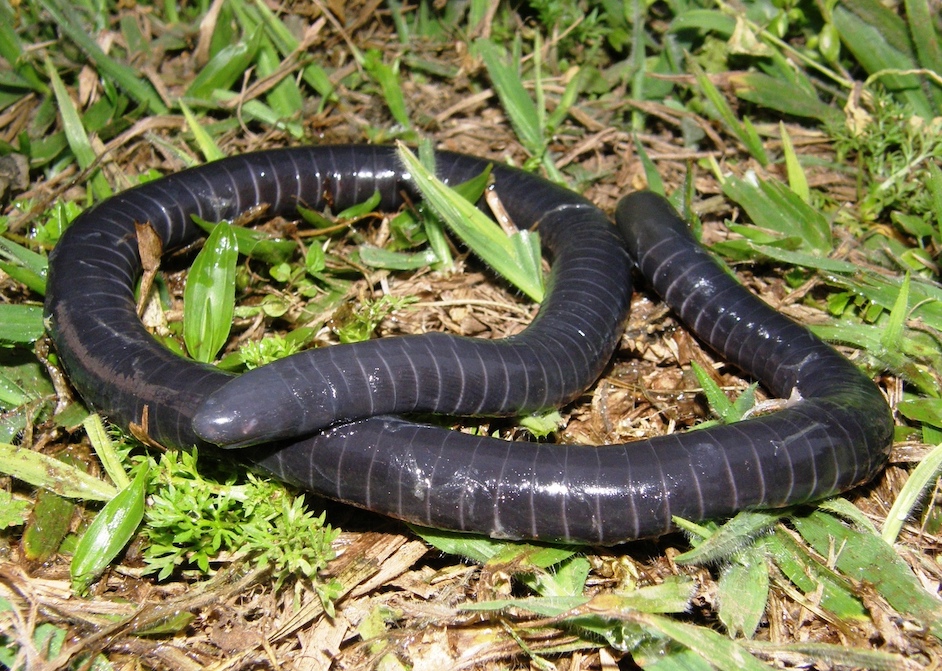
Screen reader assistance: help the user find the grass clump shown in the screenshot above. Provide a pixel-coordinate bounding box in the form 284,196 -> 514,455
142,449 -> 339,593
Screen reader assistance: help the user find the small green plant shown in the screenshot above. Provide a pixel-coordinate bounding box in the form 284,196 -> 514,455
333,294 -> 418,344
831,91 -> 942,226
142,449 -> 339,592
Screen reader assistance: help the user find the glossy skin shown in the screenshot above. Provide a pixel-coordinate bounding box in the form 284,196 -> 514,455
44,145 -> 893,544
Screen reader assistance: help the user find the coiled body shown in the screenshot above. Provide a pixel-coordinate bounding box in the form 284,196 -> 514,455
44,145 -> 893,543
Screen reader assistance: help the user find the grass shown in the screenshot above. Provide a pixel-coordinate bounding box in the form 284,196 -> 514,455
0,0 -> 941,668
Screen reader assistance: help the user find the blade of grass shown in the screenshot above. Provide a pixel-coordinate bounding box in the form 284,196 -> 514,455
832,4 -> 933,119
717,542 -> 768,638
791,509 -> 942,639
179,101 -> 225,162
38,0 -> 168,114
0,4 -> 47,94
397,143 -> 544,302
690,61 -> 769,166
45,59 -> 112,200
674,509 -> 786,564
186,28 -> 262,101
904,0 -> 942,107
635,613 -> 775,671
882,441 -> 942,543
250,0 -> 336,101
476,38 -> 542,155
475,38 -> 563,181
0,443 -> 117,501
183,221 -> 238,363
765,526 -> 868,620
778,123 -> 809,203
730,73 -> 843,125
719,174 -> 832,253
82,414 -> 130,489
71,464 -> 148,594
0,305 -> 44,344
633,136 -> 665,195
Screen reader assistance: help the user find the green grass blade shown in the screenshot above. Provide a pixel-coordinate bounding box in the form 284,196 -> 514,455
38,0 -> 168,114
791,509 -> 942,639
902,0 -> 942,109
779,123 -> 809,202
0,443 -> 117,501
250,0 -> 336,100
720,174 -> 832,253
730,73 -> 843,125
45,59 -> 112,200
0,5 -> 47,94
0,240 -> 48,296
766,526 -> 868,619
362,49 -> 411,131
475,39 -> 544,157
359,245 -> 439,270
717,543 -> 769,638
179,101 -> 225,161
675,509 -> 786,564
0,305 -> 44,344
690,361 -> 734,421
882,441 -> 942,543
880,272 -> 909,353
634,136 -> 665,194
692,61 -> 769,166
183,221 -> 238,363
186,28 -> 262,101
636,613 -> 775,671
82,414 -> 130,489
71,465 -> 148,594
397,143 -> 544,302
832,4 -> 932,118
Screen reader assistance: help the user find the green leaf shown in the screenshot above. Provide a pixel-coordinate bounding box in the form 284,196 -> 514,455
83,414 -> 130,489
475,39 -> 543,157
336,189 -> 382,220
186,29 -> 263,100
904,0 -> 942,109
0,443 -> 117,501
44,58 -> 112,200
397,143 -> 544,302
690,361 -> 733,422
832,3 -> 933,119
191,214 -> 297,264
692,61 -> 769,166
362,49 -> 412,130
778,123 -> 809,202
882,440 -> 942,543
183,221 -> 239,363
730,72 -> 842,124
38,0 -> 168,114
71,465 -> 148,594
358,245 -> 439,270
0,490 -> 30,528
0,304 -> 44,344
636,613 -> 775,671
791,509 -> 942,638
764,527 -> 868,620
634,136 -> 665,195
0,235 -> 48,296
720,174 -> 832,253
414,526 -> 576,567
179,101 -> 225,161
22,483 -> 76,561
675,509 -> 785,564
717,543 -> 769,638
881,272 -> 910,353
